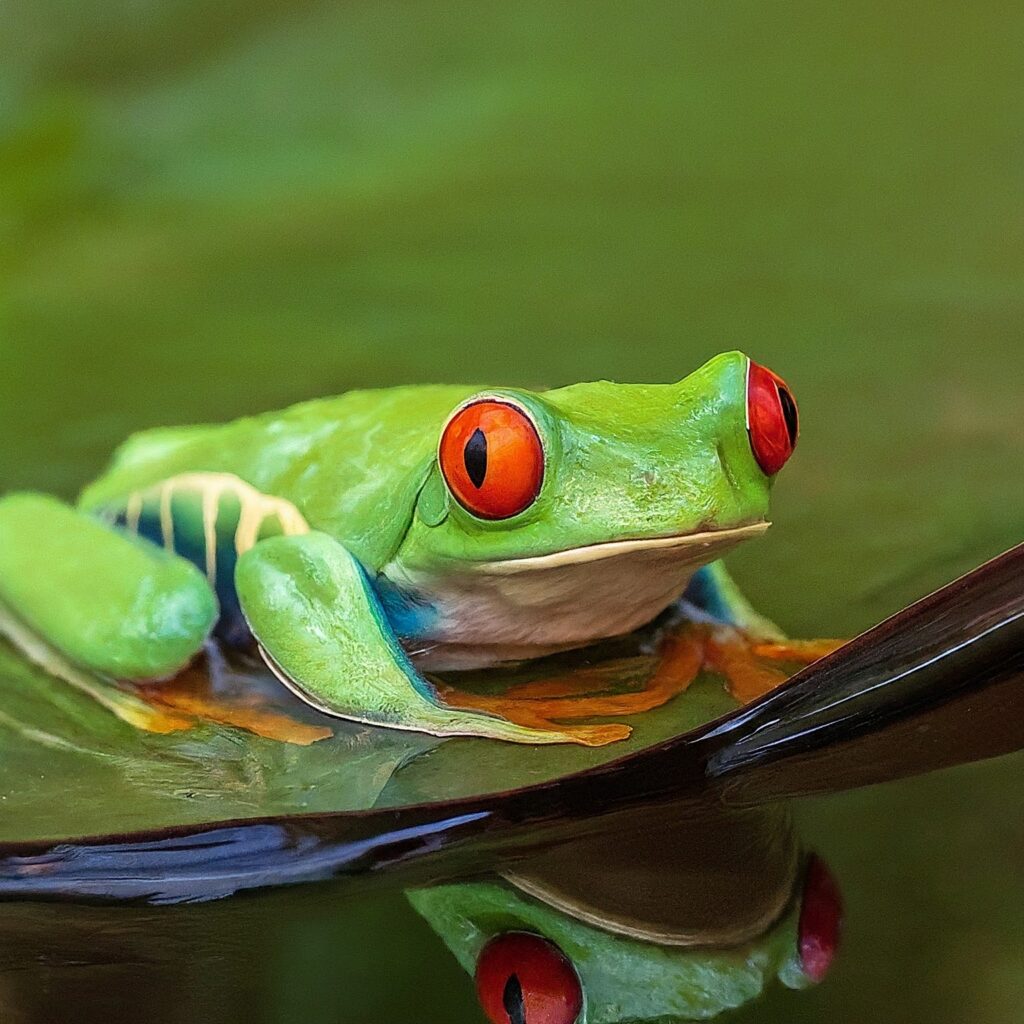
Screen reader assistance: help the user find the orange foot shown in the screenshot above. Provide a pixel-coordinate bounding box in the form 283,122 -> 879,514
133,658 -> 334,746
436,628 -> 706,746
437,625 -> 845,744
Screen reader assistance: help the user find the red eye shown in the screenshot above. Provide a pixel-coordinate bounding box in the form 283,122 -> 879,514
439,400 -> 545,520
747,360 -> 799,476
475,932 -> 583,1024
798,855 -> 843,983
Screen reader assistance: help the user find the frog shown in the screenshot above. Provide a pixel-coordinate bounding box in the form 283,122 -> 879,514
0,351 -> 817,746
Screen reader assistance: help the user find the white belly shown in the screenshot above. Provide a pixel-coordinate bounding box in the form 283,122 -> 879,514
385,523 -> 768,670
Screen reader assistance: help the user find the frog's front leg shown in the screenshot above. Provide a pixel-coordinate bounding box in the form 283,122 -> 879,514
685,562 -> 844,703
0,493 -> 216,732
682,561 -> 786,640
235,532 -> 628,746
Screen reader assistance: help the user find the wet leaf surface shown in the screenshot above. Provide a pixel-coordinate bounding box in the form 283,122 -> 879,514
0,616 -> 748,842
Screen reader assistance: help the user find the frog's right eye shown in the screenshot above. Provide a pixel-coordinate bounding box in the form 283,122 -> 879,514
475,932 -> 583,1024
798,855 -> 843,983
439,399 -> 545,520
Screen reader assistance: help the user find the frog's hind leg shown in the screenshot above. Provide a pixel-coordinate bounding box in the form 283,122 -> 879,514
144,652 -> 334,746
0,493 -> 217,731
235,532 -> 629,746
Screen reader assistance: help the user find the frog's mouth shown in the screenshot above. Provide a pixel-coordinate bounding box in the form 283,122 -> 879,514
397,521 -> 770,671
467,521 -> 769,574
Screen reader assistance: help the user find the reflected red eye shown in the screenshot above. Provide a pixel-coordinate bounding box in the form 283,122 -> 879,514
475,932 -> 583,1024
439,400 -> 545,520
798,855 -> 843,983
747,360 -> 799,476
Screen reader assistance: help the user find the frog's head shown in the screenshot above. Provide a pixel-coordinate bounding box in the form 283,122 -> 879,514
408,853 -> 841,1024
387,351 -> 799,664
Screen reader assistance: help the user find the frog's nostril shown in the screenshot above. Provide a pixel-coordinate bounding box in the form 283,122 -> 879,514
746,361 -> 799,476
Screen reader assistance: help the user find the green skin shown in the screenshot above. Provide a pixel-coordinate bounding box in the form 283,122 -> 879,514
0,351 -> 781,743
408,877 -> 813,1022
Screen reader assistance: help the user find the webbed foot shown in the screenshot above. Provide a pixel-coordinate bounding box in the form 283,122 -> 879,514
437,621 -> 844,738
143,650 -> 334,746
435,629 -> 707,744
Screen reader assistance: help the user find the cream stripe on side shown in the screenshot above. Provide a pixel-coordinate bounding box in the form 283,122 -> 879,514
158,481 -> 175,550
125,491 -> 143,534
167,472 -> 308,558
114,473 -> 310,587
201,484 -> 220,583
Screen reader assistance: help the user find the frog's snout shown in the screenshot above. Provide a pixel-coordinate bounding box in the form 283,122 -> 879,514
746,360 -> 798,476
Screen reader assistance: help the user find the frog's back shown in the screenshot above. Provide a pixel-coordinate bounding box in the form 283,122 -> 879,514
80,384 -> 478,572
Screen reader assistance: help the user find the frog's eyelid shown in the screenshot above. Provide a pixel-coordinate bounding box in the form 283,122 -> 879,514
437,394 -> 544,456
437,394 -> 550,482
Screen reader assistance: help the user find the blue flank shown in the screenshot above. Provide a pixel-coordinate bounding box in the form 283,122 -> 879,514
372,572 -> 440,645
108,504 -> 252,648
210,527 -> 251,648
682,564 -> 740,626
356,564 -> 441,701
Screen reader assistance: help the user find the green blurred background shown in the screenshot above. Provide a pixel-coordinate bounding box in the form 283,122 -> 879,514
1,2 -> 1022,1022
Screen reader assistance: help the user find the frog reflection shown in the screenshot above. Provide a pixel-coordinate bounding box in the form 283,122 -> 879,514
410,802 -> 841,1023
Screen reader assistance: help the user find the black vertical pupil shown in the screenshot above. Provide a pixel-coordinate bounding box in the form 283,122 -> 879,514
502,973 -> 526,1024
464,428 -> 488,488
777,386 -> 798,446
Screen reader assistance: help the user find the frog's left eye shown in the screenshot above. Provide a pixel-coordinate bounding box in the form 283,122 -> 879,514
475,932 -> 583,1024
439,400 -> 545,520
747,360 -> 799,476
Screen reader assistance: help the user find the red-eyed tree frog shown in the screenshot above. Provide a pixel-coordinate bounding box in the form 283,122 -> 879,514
0,352 -> 818,745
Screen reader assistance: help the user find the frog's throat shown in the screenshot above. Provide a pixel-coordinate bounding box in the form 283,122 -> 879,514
388,522 -> 769,671
462,521 -> 769,574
